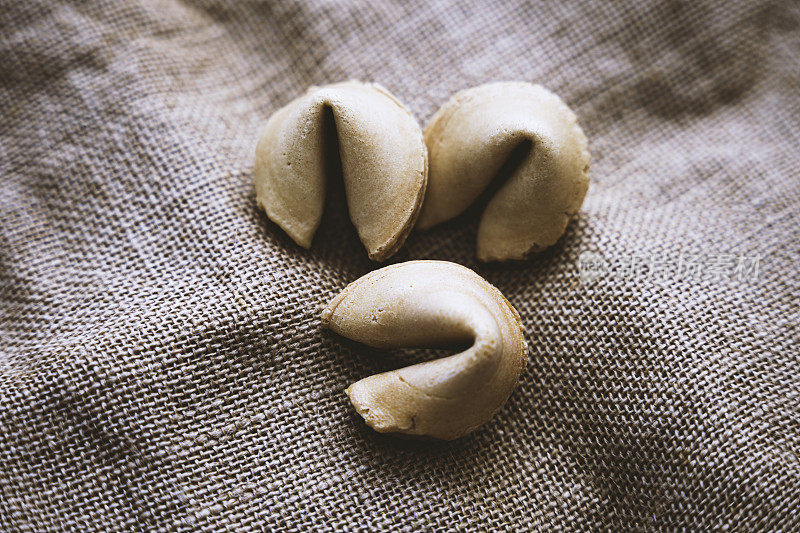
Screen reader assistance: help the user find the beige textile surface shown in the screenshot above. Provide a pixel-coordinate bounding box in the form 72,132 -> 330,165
1,0 -> 798,530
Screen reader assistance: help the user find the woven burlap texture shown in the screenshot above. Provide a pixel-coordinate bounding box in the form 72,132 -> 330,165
1,0 -> 798,530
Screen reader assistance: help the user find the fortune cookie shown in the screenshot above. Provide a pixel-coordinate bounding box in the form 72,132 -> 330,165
322,260 -> 527,440
254,81 -> 427,261
418,82 -> 590,262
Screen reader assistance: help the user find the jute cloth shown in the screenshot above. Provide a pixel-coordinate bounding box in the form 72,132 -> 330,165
1,0 -> 798,530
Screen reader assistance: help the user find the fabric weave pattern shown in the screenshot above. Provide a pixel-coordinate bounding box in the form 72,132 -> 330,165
1,0 -> 798,530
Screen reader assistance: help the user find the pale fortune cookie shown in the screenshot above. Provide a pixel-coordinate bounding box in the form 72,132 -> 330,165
321,261 -> 527,440
254,81 -> 427,261
417,82 -> 590,262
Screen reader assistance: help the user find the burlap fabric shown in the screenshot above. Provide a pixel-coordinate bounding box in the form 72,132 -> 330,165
1,0 -> 798,530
